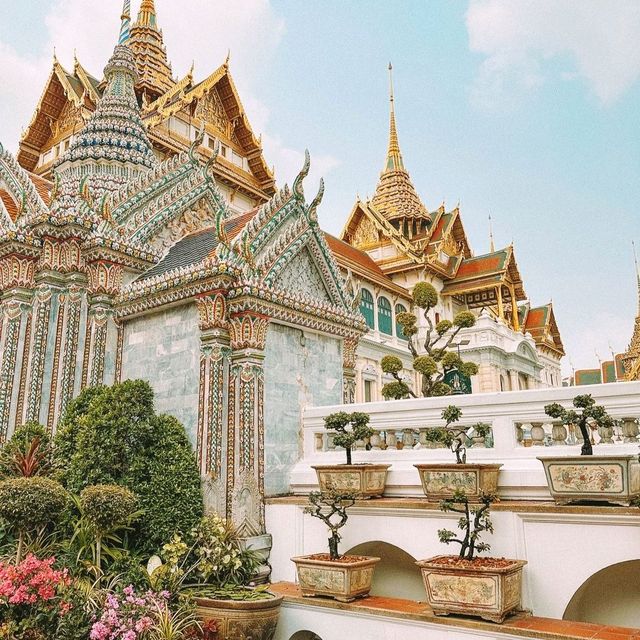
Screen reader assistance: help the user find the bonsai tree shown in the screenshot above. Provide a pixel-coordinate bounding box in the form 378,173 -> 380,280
438,490 -> 495,561
545,394 -> 615,456
381,282 -> 478,398
425,406 -> 491,464
305,491 -> 357,560
0,422 -> 52,478
79,484 -> 137,577
324,411 -> 374,465
0,476 -> 67,562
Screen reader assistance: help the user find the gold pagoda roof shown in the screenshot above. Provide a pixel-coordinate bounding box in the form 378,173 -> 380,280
371,64 -> 429,222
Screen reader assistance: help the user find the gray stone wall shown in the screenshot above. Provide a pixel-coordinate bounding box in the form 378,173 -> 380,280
264,324 -> 342,496
121,304 -> 200,443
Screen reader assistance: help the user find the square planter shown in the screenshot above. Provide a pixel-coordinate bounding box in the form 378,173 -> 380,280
292,554 -> 380,602
538,454 -> 640,506
414,463 -> 502,502
312,463 -> 390,498
417,556 -> 527,623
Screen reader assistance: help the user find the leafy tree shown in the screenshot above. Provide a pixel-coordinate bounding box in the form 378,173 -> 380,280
545,394 -> 616,456
0,476 -> 67,562
54,380 -> 203,553
323,412 -> 374,465
305,492 -> 357,560
438,490 -> 495,561
381,282 -> 478,398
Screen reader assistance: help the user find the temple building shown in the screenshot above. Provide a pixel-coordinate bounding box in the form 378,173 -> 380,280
335,66 -> 565,400
0,1 -> 365,542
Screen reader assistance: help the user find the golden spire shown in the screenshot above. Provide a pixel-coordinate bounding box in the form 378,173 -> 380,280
137,0 -> 158,28
489,214 -> 495,253
385,62 -> 404,172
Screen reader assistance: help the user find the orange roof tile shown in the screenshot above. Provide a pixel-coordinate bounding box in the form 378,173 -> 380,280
0,189 -> 18,221
27,172 -> 52,205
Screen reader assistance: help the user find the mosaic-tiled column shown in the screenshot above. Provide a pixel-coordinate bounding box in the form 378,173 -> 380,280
196,293 -> 231,516
0,297 -> 31,441
227,311 -> 269,537
342,336 -> 359,404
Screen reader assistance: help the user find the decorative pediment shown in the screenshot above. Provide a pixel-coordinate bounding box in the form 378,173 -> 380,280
272,246 -> 332,304
151,197 -> 219,252
194,87 -> 227,135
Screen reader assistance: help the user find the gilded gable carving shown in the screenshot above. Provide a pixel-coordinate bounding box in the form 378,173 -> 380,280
353,216 -> 379,247
195,88 -> 227,133
51,101 -> 85,139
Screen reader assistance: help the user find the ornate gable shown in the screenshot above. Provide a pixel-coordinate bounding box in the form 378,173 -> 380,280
273,246 -> 332,304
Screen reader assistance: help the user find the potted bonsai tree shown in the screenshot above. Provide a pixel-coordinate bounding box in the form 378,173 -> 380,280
291,491 -> 380,602
414,406 -> 501,502
149,513 -> 283,640
539,394 -> 639,505
417,491 -> 526,623
312,411 -> 390,498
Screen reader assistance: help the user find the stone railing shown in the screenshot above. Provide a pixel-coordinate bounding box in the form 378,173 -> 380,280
289,381 -> 640,499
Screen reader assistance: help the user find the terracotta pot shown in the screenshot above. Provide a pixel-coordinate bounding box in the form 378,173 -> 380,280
417,555 -> 527,623
538,454 -> 640,506
195,591 -> 283,640
312,463 -> 391,498
291,554 -> 380,602
414,463 -> 502,502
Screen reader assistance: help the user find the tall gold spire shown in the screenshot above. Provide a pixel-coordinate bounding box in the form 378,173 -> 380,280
633,241 -> 640,315
622,241 -> 640,380
386,62 -> 404,172
137,0 -> 158,28
371,63 -> 428,224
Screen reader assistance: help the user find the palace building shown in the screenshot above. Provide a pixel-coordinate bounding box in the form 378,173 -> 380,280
0,1 -> 564,539
335,66 -> 565,401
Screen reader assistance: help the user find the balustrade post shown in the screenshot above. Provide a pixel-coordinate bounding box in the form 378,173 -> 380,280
530,422 -> 546,446
551,421 -> 567,446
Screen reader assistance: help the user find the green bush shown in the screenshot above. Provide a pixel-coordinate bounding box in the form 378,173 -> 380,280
381,355 -> 403,374
80,485 -> 137,535
412,282 -> 438,308
0,422 -> 52,478
54,380 -> 203,554
0,476 -> 67,532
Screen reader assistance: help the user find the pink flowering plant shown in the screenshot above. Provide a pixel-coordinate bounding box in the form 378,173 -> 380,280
0,554 -> 72,638
90,585 -> 169,640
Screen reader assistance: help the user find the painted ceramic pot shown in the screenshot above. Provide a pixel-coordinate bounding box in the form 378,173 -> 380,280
538,454 -> 640,506
417,555 -> 527,623
195,591 -> 283,640
291,554 -> 380,602
312,463 -> 391,498
414,463 -> 502,502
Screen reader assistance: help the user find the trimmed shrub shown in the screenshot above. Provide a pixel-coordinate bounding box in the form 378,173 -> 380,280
80,484 -> 137,535
55,380 -> 203,553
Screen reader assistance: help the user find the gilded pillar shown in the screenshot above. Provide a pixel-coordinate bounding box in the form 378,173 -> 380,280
342,336 -> 359,404
227,311 -> 269,537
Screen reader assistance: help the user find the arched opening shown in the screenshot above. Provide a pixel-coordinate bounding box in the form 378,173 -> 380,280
359,289 -> 375,329
563,560 -> 640,627
346,540 -> 424,600
395,303 -> 407,339
289,632 -> 323,640
377,296 -> 393,335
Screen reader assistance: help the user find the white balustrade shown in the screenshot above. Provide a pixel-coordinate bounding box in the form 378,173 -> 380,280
291,381 -> 640,500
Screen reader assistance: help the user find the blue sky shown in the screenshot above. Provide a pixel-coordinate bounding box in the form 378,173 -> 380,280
1,0 -> 639,374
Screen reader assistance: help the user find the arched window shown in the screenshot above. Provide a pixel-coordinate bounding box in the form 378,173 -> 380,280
360,289 -> 375,329
395,304 -> 407,338
378,296 -> 392,335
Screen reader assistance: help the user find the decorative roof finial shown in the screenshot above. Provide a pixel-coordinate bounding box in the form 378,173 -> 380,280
225,49 -> 231,67
137,0 -> 158,28
489,213 -> 495,253
385,62 -> 404,172
119,0 -> 131,44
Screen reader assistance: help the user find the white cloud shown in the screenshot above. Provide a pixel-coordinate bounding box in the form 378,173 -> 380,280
0,0 -> 338,187
466,0 -> 640,107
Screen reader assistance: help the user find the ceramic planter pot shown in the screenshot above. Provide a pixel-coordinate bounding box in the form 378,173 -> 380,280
414,463 -> 502,502
291,554 -> 380,602
417,555 -> 527,623
195,591 -> 283,640
312,463 -> 391,498
538,454 -> 640,506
